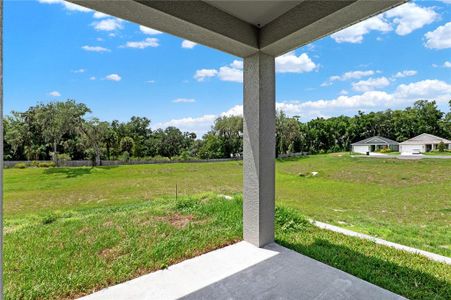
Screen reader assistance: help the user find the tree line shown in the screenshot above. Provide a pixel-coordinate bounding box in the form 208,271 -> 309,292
3,99 -> 450,164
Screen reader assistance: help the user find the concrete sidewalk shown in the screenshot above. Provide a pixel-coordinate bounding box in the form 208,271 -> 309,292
80,241 -> 404,300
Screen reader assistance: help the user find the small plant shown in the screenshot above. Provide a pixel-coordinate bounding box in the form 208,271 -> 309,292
56,153 -> 71,166
438,141 -> 445,152
14,163 -> 27,169
275,206 -> 310,233
179,150 -> 191,161
379,147 -> 392,153
41,213 -> 58,225
176,197 -> 199,212
120,151 -> 130,162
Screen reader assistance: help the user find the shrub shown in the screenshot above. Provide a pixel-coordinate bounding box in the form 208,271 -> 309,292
438,141 -> 445,152
329,145 -> 341,153
14,163 -> 27,169
38,161 -> 56,168
31,161 -> 39,167
120,151 -> 130,162
379,147 -> 392,153
152,155 -> 170,162
57,153 -> 71,163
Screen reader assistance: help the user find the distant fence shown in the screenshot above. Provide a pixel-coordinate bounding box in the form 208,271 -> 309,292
4,152 -> 308,168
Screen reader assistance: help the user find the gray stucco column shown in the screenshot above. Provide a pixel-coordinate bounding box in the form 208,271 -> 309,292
243,52 -> 275,247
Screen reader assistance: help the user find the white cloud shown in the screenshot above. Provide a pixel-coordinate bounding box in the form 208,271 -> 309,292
182,40 -> 197,49
194,69 -> 218,82
394,79 -> 451,102
275,52 -> 317,73
230,60 -> 243,69
385,3 -> 438,36
218,61 -> 243,83
278,79 -> 451,120
303,91 -> 394,110
105,74 -> 121,81
394,70 -> 417,78
352,77 -> 390,92
157,114 -> 217,135
158,104 -> 244,136
194,53 -> 316,84
425,22 -> 451,49
331,15 -> 391,43
331,3 -> 438,43
221,105 -> 243,117
332,70 -> 375,81
92,18 -> 123,31
72,68 -> 86,73
322,70 -> 375,86
38,0 -> 92,12
139,25 -> 162,35
146,80 -> 156,84
173,98 -> 196,103
158,79 -> 451,136
90,76 -> 96,80
444,61 -> 451,68
122,38 -> 159,49
49,91 -> 61,97
93,11 -> 109,19
82,45 -> 110,52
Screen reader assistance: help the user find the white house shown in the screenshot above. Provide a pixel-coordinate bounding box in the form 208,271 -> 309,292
399,133 -> 451,154
351,136 -> 399,154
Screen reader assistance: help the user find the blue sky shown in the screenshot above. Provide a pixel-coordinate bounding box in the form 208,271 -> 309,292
5,0 -> 451,135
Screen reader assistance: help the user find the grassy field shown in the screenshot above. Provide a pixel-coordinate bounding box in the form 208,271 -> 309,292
3,154 -> 451,298
4,195 -> 450,299
5,154 -> 450,256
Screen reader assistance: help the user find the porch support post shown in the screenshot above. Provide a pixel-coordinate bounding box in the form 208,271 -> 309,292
243,52 -> 276,247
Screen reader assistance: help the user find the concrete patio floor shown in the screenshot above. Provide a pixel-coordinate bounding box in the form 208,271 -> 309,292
80,241 -> 404,300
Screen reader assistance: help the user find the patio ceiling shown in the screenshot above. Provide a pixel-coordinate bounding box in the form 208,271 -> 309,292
69,0 -> 406,57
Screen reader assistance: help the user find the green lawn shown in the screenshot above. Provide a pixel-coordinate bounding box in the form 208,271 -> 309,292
4,154 -> 451,298
7,154 -> 448,256
4,195 -> 450,299
423,151 -> 451,156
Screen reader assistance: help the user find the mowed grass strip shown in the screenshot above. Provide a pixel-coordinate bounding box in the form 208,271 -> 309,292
4,196 -> 451,300
276,154 -> 451,256
5,154 -> 450,256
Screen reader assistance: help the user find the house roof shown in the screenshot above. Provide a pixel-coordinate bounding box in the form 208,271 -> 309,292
351,136 -> 399,146
400,133 -> 451,145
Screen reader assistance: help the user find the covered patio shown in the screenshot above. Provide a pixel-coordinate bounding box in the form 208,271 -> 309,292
81,241 -> 404,300
67,0 -> 406,298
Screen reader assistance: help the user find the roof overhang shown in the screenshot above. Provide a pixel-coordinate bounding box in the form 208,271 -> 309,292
68,0 -> 406,57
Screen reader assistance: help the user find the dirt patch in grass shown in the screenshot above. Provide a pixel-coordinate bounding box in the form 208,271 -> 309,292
154,213 -> 194,229
77,227 -> 92,235
169,213 -> 194,228
98,246 -> 123,262
102,220 -> 114,228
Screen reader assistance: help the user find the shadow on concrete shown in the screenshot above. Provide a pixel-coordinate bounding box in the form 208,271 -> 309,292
180,243 -> 406,300
276,238 -> 450,300
80,240 -> 450,300
43,166 -> 117,178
